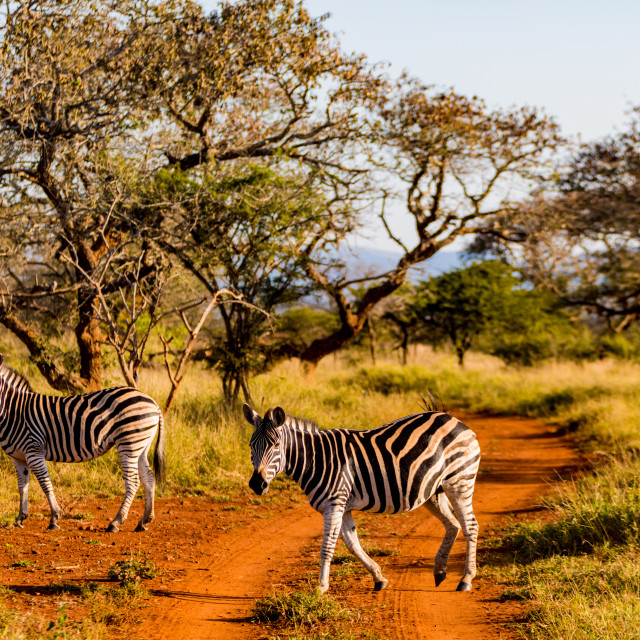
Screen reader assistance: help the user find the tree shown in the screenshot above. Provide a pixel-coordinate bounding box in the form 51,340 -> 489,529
291,77 -> 562,370
471,106 -> 640,333
409,261 -> 570,367
156,162 -> 343,402
0,0 -> 374,391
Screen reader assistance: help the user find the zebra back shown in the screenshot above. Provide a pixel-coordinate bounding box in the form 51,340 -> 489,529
0,363 -> 33,393
282,410 -> 480,514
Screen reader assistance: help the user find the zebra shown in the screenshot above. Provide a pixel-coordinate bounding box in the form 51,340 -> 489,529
244,403 -> 480,593
0,355 -> 165,532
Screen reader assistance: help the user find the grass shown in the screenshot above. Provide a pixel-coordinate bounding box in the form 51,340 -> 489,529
482,454 -> 640,639
251,587 -> 390,640
486,552 -> 640,640
0,581 -> 149,640
494,457 -> 640,563
2,346 -> 640,639
1,347 -> 639,517
252,589 -> 351,626
107,556 -> 157,584
338,354 -> 640,452
251,588 -> 369,640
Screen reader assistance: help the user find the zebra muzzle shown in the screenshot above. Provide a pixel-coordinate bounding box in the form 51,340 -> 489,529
249,471 -> 269,496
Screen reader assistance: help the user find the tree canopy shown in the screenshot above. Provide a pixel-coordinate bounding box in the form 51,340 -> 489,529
472,107 -> 640,334
0,0 -> 574,400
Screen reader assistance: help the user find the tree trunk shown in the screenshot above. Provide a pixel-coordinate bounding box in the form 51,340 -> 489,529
0,305 -> 90,393
400,326 -> 409,366
75,290 -> 104,391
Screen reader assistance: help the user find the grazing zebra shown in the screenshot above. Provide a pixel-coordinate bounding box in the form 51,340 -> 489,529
244,403 -> 480,593
0,355 -> 165,532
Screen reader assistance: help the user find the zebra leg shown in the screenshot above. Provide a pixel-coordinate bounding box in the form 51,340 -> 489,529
442,482 -> 479,591
424,490 -> 461,587
134,446 -> 155,532
318,507 -> 345,594
25,453 -> 62,530
12,458 -> 30,528
107,452 -> 140,533
340,511 -> 388,591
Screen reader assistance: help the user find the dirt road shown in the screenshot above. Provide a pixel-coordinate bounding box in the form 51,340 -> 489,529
0,413 -> 579,639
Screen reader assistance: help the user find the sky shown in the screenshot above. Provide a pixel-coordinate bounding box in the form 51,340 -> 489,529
200,0 -> 640,140
303,0 -> 640,141
198,0 -> 640,251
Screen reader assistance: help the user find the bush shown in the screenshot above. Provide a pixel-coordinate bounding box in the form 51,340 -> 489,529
345,365 -> 440,396
107,557 -> 156,584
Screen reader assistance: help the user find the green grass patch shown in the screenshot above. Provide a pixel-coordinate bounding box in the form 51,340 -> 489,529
487,552 -> 640,640
11,560 -> 36,568
251,589 -> 349,626
493,457 -> 640,563
82,581 -> 149,629
107,557 -> 156,585
484,455 -> 640,639
0,580 -> 149,639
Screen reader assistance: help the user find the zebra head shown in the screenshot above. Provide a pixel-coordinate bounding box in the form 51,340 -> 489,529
244,403 -> 287,496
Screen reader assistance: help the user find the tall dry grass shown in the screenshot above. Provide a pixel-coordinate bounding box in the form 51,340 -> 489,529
2,348 -> 640,525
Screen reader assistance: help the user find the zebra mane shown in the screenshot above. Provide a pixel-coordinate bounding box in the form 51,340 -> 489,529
0,363 -> 34,393
284,414 -> 320,433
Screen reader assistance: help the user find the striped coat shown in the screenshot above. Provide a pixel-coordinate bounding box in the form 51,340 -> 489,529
0,356 -> 165,532
245,404 -> 480,593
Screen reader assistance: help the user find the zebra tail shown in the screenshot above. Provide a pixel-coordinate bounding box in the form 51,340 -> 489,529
153,411 -> 167,495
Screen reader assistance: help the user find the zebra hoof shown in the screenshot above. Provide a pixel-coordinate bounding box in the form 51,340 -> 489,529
434,571 -> 447,587
106,523 -> 119,533
13,521 -> 24,529
456,581 -> 472,592
374,579 -> 388,591
134,522 -> 148,532
47,523 -> 60,531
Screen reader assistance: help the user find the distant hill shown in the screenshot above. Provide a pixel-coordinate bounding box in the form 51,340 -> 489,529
337,246 -> 463,280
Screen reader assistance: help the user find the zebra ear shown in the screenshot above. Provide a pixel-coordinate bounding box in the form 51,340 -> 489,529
242,403 -> 261,429
273,406 -> 286,427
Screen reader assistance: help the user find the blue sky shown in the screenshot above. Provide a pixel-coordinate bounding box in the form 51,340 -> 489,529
306,0 -> 640,140
201,0 -> 640,140
198,0 -> 640,251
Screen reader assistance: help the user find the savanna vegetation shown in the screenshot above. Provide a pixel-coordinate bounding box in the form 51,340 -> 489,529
1,0 -> 640,639
0,349 -> 639,639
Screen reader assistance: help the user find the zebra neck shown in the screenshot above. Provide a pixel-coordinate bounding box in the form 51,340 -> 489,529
0,381 -> 17,432
282,424 -> 326,488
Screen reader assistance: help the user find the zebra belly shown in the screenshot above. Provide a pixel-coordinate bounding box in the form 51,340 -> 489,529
346,490 -> 431,514
45,440 -> 115,463
1,443 -> 25,461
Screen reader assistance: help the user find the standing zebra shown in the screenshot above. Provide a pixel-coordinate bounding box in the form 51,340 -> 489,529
0,355 -> 165,532
244,403 -> 480,593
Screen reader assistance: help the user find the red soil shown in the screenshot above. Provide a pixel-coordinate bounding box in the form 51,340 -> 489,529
0,413 -> 580,639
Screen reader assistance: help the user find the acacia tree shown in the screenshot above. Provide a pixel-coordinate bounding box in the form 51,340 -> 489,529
408,261 -> 566,367
471,106 -> 640,333
0,0 -> 155,391
0,0 -> 374,391
290,77 -> 563,370
144,162 -> 347,402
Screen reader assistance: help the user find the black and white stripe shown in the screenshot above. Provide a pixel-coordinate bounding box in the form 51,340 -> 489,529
245,404 -> 480,593
0,355 -> 165,532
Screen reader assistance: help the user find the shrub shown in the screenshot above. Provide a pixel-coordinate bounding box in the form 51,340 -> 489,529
107,557 -> 156,584
251,589 -> 349,626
